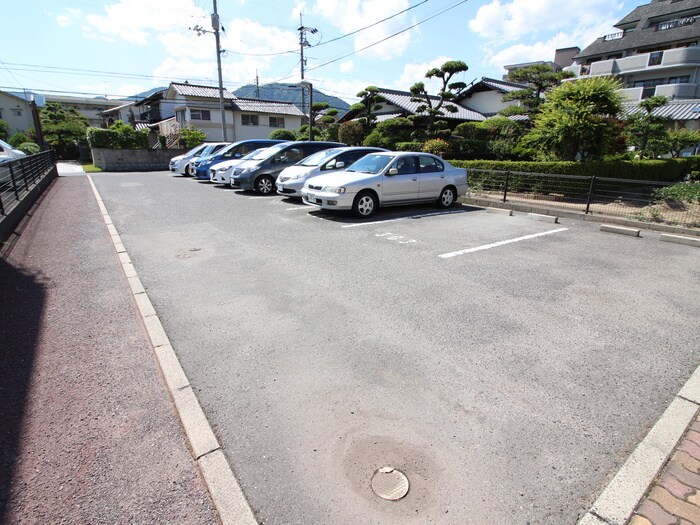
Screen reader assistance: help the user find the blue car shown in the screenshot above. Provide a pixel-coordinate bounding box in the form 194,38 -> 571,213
192,139 -> 285,179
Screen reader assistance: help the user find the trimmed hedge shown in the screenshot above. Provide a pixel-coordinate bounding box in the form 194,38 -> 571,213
448,158 -> 700,183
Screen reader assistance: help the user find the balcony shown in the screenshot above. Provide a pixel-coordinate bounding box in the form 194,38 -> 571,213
567,47 -> 700,78
619,83 -> 699,101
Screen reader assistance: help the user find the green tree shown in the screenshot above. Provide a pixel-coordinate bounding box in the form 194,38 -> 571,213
521,77 -> 624,161
502,64 -> 575,118
625,95 -> 671,159
362,117 -> 414,149
338,120 -> 365,146
179,127 -> 207,149
269,129 -> 296,141
667,126 -> 700,157
40,102 -> 89,159
0,120 -> 9,141
409,60 -> 469,137
350,86 -> 386,134
9,131 -> 29,147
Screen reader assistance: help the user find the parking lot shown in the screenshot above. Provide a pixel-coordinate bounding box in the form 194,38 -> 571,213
92,170 -> 700,525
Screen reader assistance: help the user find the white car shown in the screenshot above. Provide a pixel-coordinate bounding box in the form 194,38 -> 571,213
276,146 -> 386,198
209,148 -> 268,184
301,152 -> 468,218
169,142 -> 228,175
0,139 -> 27,163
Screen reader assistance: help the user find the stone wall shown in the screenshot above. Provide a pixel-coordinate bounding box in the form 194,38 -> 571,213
91,148 -> 189,172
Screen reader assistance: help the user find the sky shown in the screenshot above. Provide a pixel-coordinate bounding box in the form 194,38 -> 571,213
2,0 -> 643,105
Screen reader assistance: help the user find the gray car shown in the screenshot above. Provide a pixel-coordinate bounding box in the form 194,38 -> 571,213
229,141 -> 345,194
301,152 -> 468,218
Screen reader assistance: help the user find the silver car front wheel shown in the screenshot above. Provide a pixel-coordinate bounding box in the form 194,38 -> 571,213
353,191 -> 378,218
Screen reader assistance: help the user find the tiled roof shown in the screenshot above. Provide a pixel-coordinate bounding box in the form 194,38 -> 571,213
232,98 -> 304,116
622,99 -> 700,120
459,77 -> 528,100
378,88 -> 486,121
576,23 -> 700,59
616,0 -> 700,27
171,82 -> 237,99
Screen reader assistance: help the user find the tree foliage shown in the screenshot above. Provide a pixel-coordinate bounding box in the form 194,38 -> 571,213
269,128 -> 296,141
41,102 -> 89,159
502,64 -> 575,117
179,127 -> 207,149
0,120 -> 9,141
625,95 -> 671,159
351,86 -> 386,134
362,117 -> 414,149
410,60 -> 469,137
521,77 -> 624,161
338,120 -> 365,146
667,126 -> 700,158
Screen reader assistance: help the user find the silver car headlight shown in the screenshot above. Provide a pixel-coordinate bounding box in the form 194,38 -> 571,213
322,186 -> 346,194
289,173 -> 305,180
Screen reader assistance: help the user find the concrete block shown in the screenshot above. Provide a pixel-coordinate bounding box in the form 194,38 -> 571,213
142,314 -> 170,348
134,292 -> 157,318
127,275 -> 145,295
198,450 -> 258,525
601,224 -> 640,237
527,212 -> 559,224
154,343 -> 190,392
660,234 -> 700,248
172,386 -> 220,459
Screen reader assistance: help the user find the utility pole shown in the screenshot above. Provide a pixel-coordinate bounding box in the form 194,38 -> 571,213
255,71 -> 260,99
190,2 -> 228,141
212,0 -> 227,141
298,14 -> 317,121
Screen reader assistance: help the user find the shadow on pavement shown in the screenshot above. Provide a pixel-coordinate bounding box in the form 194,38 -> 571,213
0,258 -> 46,523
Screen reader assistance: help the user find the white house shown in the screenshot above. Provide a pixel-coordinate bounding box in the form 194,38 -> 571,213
0,91 -> 34,135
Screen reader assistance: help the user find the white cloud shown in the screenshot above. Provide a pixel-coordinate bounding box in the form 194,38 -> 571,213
340,60 -> 354,73
81,0 -> 208,46
312,0 -> 414,59
468,0 -> 623,42
56,8 -> 82,27
394,56 -> 463,93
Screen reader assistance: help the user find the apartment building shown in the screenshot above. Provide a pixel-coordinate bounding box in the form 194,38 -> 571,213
565,0 -> 700,102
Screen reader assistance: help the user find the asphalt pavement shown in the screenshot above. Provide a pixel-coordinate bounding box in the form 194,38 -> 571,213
1,163 -> 700,525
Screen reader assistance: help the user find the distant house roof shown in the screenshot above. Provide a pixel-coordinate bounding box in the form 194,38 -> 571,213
616,0 -> 700,27
232,98 -> 304,116
622,98 -> 700,120
5,91 -> 45,106
170,82 -> 237,100
459,77 -> 527,99
378,88 -> 485,121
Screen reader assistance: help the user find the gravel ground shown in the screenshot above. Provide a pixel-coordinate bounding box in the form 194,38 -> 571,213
0,175 -> 219,524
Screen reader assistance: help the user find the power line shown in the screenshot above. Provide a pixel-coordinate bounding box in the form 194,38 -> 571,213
303,0 -> 470,76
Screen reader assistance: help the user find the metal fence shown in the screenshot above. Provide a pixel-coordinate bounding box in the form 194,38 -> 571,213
466,169 -> 700,229
0,151 -> 57,217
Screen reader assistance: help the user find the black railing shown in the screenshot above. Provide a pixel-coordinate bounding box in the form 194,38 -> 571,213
0,151 -> 57,217
466,169 -> 700,229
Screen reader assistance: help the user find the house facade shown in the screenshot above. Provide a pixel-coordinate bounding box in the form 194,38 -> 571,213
564,0 -> 700,102
44,94 -> 133,128
158,82 -> 303,142
0,91 -> 34,134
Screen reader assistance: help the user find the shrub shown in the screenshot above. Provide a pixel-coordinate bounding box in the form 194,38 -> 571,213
9,132 -> 29,147
0,120 -> 9,141
422,138 -> 451,156
396,142 -> 423,152
270,129 -> 296,141
18,142 -> 40,155
86,122 -> 149,149
86,127 -> 116,148
338,121 -> 365,146
179,127 -> 207,149
655,182 -> 700,203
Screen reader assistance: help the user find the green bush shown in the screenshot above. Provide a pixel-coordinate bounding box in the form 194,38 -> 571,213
86,127 -> 116,148
422,138 -> 450,155
18,142 -> 40,155
448,158 -> 696,182
655,182 -> 700,203
270,129 -> 296,141
179,127 -> 207,149
9,132 -> 29,147
396,142 -> 423,152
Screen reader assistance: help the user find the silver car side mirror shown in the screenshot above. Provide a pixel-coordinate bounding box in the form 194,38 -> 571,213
387,167 -> 398,176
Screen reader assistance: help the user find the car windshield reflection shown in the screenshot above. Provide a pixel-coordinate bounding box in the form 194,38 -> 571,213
346,154 -> 391,174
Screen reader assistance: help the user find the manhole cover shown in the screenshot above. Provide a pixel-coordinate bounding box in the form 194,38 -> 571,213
371,467 -> 409,501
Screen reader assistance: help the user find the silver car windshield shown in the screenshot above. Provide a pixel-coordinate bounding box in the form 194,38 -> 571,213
298,149 -> 340,167
346,154 -> 392,174
242,148 -> 265,159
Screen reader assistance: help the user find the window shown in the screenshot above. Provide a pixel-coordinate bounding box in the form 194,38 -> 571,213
242,114 -> 259,126
418,155 -> 445,173
190,109 -> 211,120
176,110 -> 186,123
634,78 -> 665,98
393,156 -> 418,175
11,109 -> 22,117
269,116 -> 285,128
649,51 -> 663,66
669,76 -> 691,84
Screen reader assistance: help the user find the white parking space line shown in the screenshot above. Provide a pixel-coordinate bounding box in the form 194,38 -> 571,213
286,206 -> 308,211
342,209 -> 466,228
439,227 -> 569,259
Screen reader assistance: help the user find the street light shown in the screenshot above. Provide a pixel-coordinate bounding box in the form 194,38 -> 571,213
301,81 -> 313,141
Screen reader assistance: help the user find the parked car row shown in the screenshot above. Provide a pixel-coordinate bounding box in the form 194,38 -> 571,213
169,139 -> 468,218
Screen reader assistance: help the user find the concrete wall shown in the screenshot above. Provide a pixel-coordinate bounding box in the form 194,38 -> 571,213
91,148 -> 189,171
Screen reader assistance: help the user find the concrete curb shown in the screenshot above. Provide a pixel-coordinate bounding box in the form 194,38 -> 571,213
578,365 -> 700,525
660,233 -> 700,248
86,175 -> 257,525
600,224 -> 641,237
